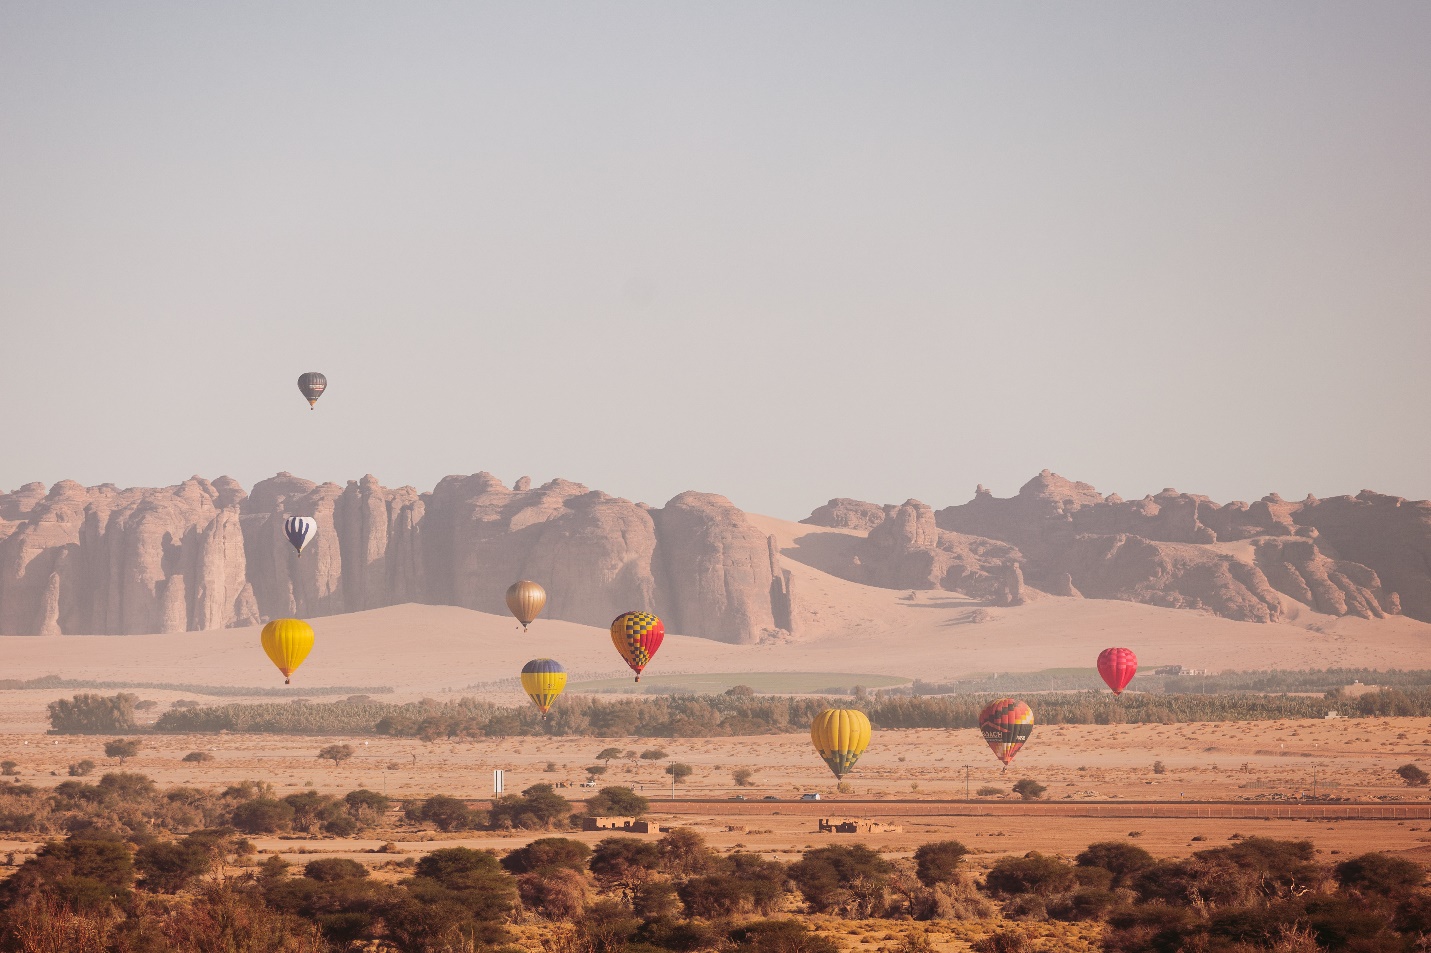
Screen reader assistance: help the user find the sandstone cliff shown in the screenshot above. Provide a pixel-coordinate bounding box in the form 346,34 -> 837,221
0,474 -> 791,644
802,470 -> 1418,624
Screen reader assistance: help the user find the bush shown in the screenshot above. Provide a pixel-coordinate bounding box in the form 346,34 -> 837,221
518,866 -> 591,920
586,786 -> 649,818
3,832 -> 135,911
1335,852 -> 1425,897
0,762 -> 16,777
729,919 -> 841,953
502,838 -> 592,875
409,795 -> 476,832
303,858 -> 368,881
489,783 -> 570,830
976,785 -> 1003,797
640,749 -> 669,760
984,852 -> 1077,897
1075,841 -> 1156,888
1395,764 -> 1429,786
182,751 -> 213,763
48,693 -> 138,733
664,763 -> 693,783
67,760 -> 95,777
971,930 -> 1033,953
230,798 -> 296,834
103,739 -> 142,764
914,840 -> 969,887
789,844 -> 891,917
590,837 -> 663,885
1011,779 -> 1045,800
136,839 -> 212,892
1152,760 -> 1166,774
733,767 -> 755,786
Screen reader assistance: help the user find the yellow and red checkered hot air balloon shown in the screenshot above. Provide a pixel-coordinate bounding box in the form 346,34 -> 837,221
978,698 -> 1034,770
610,611 -> 664,682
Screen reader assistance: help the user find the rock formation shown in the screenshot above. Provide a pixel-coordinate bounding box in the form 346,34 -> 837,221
802,470 -> 1420,624
0,473 -> 791,644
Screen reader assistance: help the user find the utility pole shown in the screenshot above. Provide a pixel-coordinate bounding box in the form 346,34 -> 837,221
964,765 -> 970,800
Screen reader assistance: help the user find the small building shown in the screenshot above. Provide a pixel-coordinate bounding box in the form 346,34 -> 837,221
582,815 -> 636,831
818,818 -> 902,834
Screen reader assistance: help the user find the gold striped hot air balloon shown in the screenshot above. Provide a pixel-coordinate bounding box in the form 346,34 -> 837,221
505,580 -> 547,631
520,659 -> 567,718
261,618 -> 314,684
810,708 -> 872,780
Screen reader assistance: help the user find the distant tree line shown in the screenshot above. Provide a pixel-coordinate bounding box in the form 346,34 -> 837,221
911,667 -> 1431,696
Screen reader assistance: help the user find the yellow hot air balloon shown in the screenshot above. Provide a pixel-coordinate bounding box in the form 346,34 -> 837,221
506,580 -> 547,630
810,708 -> 871,780
520,659 -> 567,717
261,618 -> 314,684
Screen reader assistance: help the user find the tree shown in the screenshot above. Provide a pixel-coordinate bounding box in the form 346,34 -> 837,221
1335,853 -> 1425,897
1396,764 -> 1429,787
317,744 -> 354,767
104,738 -> 142,764
725,685 -> 755,697
1012,779 -> 1045,800
489,783 -> 571,831
2,833 -> 135,911
733,768 -> 755,787
411,795 -> 475,832
230,798 -> 296,834
303,858 -> 368,881
984,852 -> 1077,897
182,751 -> 213,763
596,747 -> 624,762
590,837 -> 663,885
665,763 -> 693,783
788,845 -> 891,916
586,765 -> 608,778
48,693 -> 138,733
586,786 -> 649,818
136,840 -> 212,893
914,841 -> 969,887
1075,841 -> 1155,888
0,761 -> 17,776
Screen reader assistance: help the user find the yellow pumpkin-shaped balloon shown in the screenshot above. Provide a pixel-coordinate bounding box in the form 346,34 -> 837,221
261,618 -> 314,684
810,708 -> 871,780
505,580 -> 547,630
520,659 -> 567,717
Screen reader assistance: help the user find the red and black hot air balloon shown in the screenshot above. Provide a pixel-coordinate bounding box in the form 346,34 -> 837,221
610,611 -> 664,682
1097,647 -> 1138,695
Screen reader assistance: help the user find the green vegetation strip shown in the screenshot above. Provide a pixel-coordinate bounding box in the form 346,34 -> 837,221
565,672 -> 911,694
1,675 -> 393,697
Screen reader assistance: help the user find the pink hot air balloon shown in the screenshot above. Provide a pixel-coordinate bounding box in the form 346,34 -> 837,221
1097,647 -> 1137,695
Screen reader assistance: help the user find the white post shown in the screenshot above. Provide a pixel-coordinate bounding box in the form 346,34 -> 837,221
493,769 -> 504,795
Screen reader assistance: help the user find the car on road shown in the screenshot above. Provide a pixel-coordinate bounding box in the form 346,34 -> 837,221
727,795 -> 746,800
799,793 -> 821,801
762,795 -> 781,801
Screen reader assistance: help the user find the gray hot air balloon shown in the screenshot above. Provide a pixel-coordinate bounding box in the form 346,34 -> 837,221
297,372 -> 327,409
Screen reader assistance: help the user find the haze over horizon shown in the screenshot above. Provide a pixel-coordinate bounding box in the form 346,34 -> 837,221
2,3 -> 1427,519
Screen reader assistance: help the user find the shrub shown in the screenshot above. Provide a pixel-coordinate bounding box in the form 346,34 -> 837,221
67,760 -> 95,777
1011,779 -> 1045,800
1075,841 -> 1156,888
502,837 -> 592,875
303,858 -> 368,881
1335,852 -> 1425,897
409,795 -> 475,832
733,767 -> 755,786
590,837 -> 663,885
586,786 -> 649,818
136,839 -> 212,892
658,828 -> 714,876
640,749 -> 669,760
489,783 -> 570,830
230,798 -> 296,834
103,739 -> 142,764
1152,760 -> 1166,774
585,765 -> 607,778
48,693 -> 138,733
518,866 -> 590,920
914,840 -> 969,887
1395,764 -> 1429,786
317,744 -> 354,766
343,788 -> 390,825
3,832 -> 135,911
789,844 -> 891,917
729,919 -> 841,953
664,763 -> 693,782
0,761 -> 17,777
984,852 -> 1077,897
971,930 -> 1033,953
976,785 -> 1003,797
182,751 -> 213,763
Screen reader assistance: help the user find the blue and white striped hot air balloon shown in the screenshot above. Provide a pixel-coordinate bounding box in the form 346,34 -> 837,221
283,516 -> 317,557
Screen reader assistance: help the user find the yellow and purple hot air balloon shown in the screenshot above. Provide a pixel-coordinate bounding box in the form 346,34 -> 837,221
520,659 -> 566,718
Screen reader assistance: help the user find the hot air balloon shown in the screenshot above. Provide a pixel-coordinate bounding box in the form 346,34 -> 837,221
810,708 -> 871,780
1097,647 -> 1137,695
610,611 -> 664,681
978,698 -> 1034,770
261,618 -> 314,685
521,659 -> 567,717
284,516 -> 316,557
506,581 -> 547,631
297,372 -> 327,409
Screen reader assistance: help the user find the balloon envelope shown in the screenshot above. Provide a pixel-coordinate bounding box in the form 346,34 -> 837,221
297,372 -> 327,408
610,611 -> 664,681
506,581 -> 547,629
978,698 -> 1034,766
283,516 -> 316,556
1097,647 -> 1138,695
261,618 -> 314,684
810,708 -> 871,779
520,658 -> 567,714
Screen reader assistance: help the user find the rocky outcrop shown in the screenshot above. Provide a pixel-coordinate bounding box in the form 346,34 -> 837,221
799,470 -> 1418,624
0,473 -> 792,644
802,498 -> 893,532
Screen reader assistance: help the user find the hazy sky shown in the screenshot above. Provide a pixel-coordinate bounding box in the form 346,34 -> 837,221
2,3 -> 1428,519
